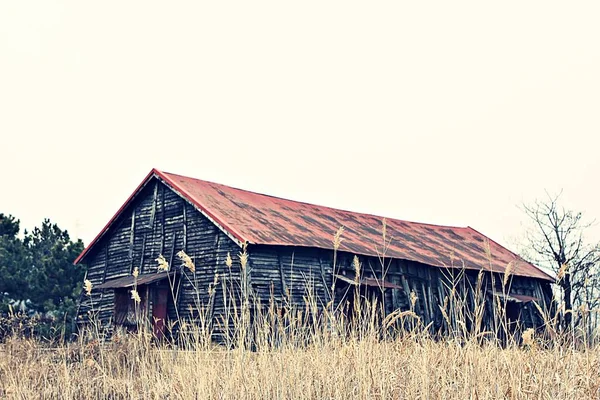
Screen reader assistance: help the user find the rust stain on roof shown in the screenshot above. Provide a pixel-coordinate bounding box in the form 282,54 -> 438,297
158,170 -> 552,281
76,169 -> 554,282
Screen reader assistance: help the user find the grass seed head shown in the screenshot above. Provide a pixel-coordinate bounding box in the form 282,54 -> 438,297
130,289 -> 141,304
156,255 -> 170,272
333,226 -> 344,251
83,279 -> 93,296
557,263 -> 569,280
177,250 -> 195,273
503,261 -> 513,287
239,245 -> 249,271
352,255 -> 361,283
410,291 -> 418,307
483,238 -> 492,262
522,328 -> 534,347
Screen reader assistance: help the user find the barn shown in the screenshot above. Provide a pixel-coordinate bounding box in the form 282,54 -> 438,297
75,169 -> 554,340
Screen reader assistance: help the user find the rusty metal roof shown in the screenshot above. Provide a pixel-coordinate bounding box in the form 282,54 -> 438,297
96,272 -> 175,289
76,169 -> 554,282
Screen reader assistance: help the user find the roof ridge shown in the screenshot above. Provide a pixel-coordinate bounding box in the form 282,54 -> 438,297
158,169 -> 471,231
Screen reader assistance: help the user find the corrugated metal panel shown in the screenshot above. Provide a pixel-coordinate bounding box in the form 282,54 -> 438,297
158,170 -> 553,281
96,272 -> 175,289
76,169 -> 554,282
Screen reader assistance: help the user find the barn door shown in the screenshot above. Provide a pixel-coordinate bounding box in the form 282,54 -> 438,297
152,286 -> 169,340
114,288 -> 147,331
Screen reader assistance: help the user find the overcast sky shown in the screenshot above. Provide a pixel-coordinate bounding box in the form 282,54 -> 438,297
1,1 -> 599,253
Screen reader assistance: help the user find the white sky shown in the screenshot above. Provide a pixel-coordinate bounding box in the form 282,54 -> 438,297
1,1 -> 599,252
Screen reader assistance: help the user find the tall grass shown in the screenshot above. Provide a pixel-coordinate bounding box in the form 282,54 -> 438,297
1,320 -> 599,398
1,242 -> 600,399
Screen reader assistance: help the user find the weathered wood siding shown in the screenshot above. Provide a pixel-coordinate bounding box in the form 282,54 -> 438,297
78,177 -> 552,339
247,245 -> 551,333
247,246 -> 332,308
248,245 -> 443,322
78,178 -> 242,338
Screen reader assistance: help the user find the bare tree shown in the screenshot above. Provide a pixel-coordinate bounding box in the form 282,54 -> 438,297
523,193 -> 600,331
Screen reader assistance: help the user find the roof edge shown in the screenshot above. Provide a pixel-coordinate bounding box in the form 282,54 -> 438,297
74,169 -> 157,264
74,168 -> 249,265
466,226 -> 555,282
246,242 -> 555,281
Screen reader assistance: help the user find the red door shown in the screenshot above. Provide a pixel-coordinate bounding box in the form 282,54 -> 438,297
152,287 -> 169,340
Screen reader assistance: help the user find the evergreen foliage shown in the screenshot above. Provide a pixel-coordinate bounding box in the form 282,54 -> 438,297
0,213 -> 84,339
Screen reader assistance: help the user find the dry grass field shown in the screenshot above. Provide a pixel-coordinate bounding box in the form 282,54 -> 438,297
2,290 -> 600,400
1,328 -> 599,399
2,249 -> 599,399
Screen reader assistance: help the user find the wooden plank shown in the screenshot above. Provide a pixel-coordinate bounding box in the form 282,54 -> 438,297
96,243 -> 110,311
149,181 -> 158,227
533,282 -> 546,310
420,282 -> 431,324
160,185 -> 166,255
426,284 -> 435,321
169,232 -> 177,270
437,276 -> 445,308
101,243 -> 109,284
214,234 -> 221,267
277,253 -> 289,297
175,272 -> 183,321
129,209 -> 136,273
318,256 -> 331,302
183,201 -> 188,252
139,234 -> 147,273
390,261 -> 400,310
401,275 -> 411,307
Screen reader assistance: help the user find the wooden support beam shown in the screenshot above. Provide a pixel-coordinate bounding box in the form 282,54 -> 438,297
169,232 -> 177,269
437,278 -> 445,304
101,243 -> 109,284
160,185 -> 165,255
129,209 -> 136,273
389,261 -> 400,311
150,181 -> 158,227
527,305 -> 538,327
183,201 -> 188,253
277,253 -> 289,298
425,284 -> 433,320
214,234 -> 221,267
98,243 -> 110,307
140,181 -> 159,274
420,282 -> 431,325
401,274 -> 411,306
206,282 -> 216,328
175,273 -> 183,319
533,282 -> 546,310
318,255 -> 330,302
139,234 -> 147,273
391,285 -> 400,311
144,285 -> 150,324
